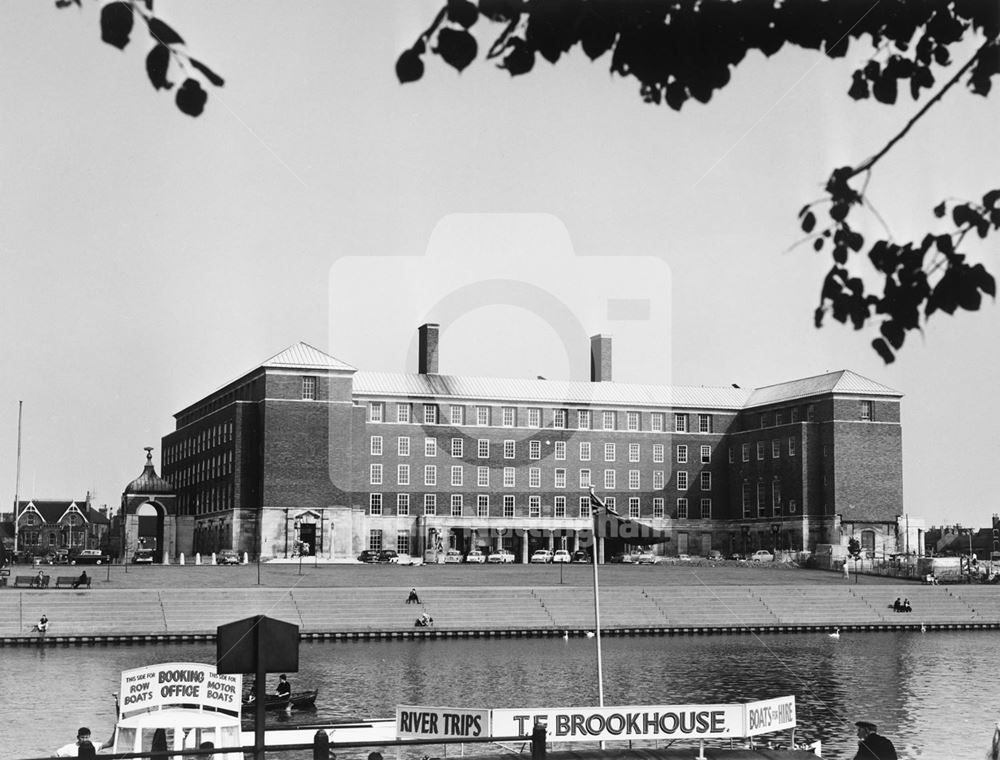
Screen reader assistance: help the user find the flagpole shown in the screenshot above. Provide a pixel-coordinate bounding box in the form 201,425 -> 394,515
588,487 -> 605,708
13,401 -> 22,555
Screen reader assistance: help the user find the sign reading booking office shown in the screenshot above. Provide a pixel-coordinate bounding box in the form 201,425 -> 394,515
397,697 -> 795,742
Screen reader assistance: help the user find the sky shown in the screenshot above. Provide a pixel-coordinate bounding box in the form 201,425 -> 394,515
1,2 -> 998,528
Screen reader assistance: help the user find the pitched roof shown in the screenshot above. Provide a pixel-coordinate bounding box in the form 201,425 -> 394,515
353,372 -> 752,409
262,342 -> 356,372
744,370 -> 902,407
16,500 -> 109,525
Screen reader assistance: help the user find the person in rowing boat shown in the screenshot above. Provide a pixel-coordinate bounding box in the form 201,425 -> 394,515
53,726 -> 115,757
276,674 -> 292,701
853,720 -> 897,760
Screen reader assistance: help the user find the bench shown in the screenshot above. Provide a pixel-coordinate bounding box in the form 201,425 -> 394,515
55,576 -> 92,589
14,575 -> 49,588
0,569 -> 9,587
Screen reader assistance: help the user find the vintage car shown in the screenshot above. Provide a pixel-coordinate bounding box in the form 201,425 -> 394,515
72,549 -> 109,565
443,549 -> 465,564
217,549 -> 241,565
132,549 -> 155,564
529,549 -> 554,564
465,550 -> 486,564
487,549 -> 515,564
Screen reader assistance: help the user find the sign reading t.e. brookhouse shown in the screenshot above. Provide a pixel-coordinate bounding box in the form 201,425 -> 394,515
396,706 -> 490,740
119,662 -> 242,716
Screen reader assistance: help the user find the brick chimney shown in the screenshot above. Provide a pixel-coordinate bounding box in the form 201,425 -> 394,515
590,334 -> 612,382
418,323 -> 440,374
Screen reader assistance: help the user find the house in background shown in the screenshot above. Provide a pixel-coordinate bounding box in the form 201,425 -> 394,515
9,498 -> 111,559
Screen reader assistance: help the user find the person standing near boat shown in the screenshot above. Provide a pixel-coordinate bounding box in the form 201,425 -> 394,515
53,726 -> 115,757
853,720 -> 897,760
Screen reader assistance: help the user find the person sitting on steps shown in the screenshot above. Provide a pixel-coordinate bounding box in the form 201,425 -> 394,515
414,611 -> 433,627
32,614 -> 49,633
406,588 -> 420,604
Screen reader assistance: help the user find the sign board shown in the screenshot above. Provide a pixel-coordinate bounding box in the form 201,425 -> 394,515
216,615 -> 299,674
743,696 -> 796,736
120,662 -> 242,716
396,706 -> 491,740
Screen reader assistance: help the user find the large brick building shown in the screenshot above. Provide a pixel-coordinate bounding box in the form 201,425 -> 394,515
155,324 -> 905,562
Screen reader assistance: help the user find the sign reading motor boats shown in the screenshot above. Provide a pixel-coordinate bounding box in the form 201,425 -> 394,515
396,706 -> 490,739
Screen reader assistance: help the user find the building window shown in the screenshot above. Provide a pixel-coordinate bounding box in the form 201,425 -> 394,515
397,493 -> 410,516
530,440 -> 541,460
604,443 -> 616,462
397,464 -> 410,486
602,411 -> 616,430
424,494 -> 437,516
757,482 -> 767,517
677,498 -> 688,519
527,408 -> 541,427
629,470 -> 641,489
604,469 -> 616,489
807,404 -> 815,422
368,402 -> 384,422
653,470 -> 665,489
629,443 -> 640,462
774,411 -> 783,426
396,533 -> 410,555
301,376 -> 316,400
742,483 -> 752,518
529,467 -> 541,487
772,477 -> 782,514
477,495 -> 490,518
398,436 -> 410,457
529,496 -> 541,517
674,413 -> 688,432
760,413 -> 767,429
578,410 -> 591,429
450,405 -> 465,425
677,471 -> 688,489
554,468 -> 567,488
397,403 -> 411,423
627,411 -> 640,431
791,408 -> 800,423
742,443 -> 750,462
629,497 -> 641,518
757,441 -> 765,460
369,494 -> 382,515
502,406 -> 516,427
451,438 -> 463,458
697,498 -> 710,518
677,445 -> 688,464
553,409 -> 568,429
424,465 -> 437,486
503,467 -> 515,487
772,439 -> 781,459
477,467 -> 490,487
861,400 -> 873,421
370,464 -> 383,485
424,438 -> 438,457
651,413 -> 665,432
579,469 -> 592,488
368,529 -> 383,550
700,471 -> 712,491
503,495 -> 515,518
551,440 -> 565,460
554,496 -> 567,518
653,444 -> 664,463
476,406 -> 491,426
450,494 -> 463,516
478,439 -> 489,458
451,466 -> 463,487
370,436 -> 383,456
500,440 -> 514,460
424,405 -> 438,424
653,497 -> 665,518
700,445 -> 711,464
605,496 -> 616,512
788,437 -> 797,456
789,499 -> 797,513
580,442 -> 591,461
579,497 -> 592,518
698,414 -> 712,433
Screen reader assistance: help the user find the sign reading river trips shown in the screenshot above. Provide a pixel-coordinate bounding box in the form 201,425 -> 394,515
396,706 -> 491,740
120,662 -> 243,716
490,697 -> 796,742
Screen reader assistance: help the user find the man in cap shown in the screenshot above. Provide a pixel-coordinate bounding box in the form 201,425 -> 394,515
853,720 -> 897,760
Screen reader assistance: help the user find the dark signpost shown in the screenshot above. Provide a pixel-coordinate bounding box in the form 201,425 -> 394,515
217,615 -> 299,760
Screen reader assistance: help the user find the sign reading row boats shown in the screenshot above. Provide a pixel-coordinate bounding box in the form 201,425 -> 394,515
397,697 -> 795,742
120,662 -> 243,716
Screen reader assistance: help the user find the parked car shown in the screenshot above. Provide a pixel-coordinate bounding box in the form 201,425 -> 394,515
750,550 -> 774,562
389,552 -> 421,565
529,549 -> 554,564
444,549 -> 465,564
552,549 -> 571,563
676,553 -> 692,562
465,550 -> 486,564
72,549 -> 109,565
487,549 -> 515,564
728,552 -> 747,561
635,551 -> 666,564
357,549 -> 381,563
571,550 -> 591,563
707,550 -> 724,560
132,549 -> 154,564
217,549 -> 240,565
609,552 -> 634,563
377,549 -> 399,563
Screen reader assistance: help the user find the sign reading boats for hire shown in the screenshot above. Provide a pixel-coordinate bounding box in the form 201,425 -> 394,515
396,706 -> 491,739
491,704 -> 744,741
743,696 -> 796,737
120,662 -> 242,715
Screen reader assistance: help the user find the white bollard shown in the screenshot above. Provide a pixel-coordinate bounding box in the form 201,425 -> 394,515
242,552 -> 249,565
179,553 -> 185,565
211,552 -> 217,565
162,551 -> 170,565
195,553 -> 201,565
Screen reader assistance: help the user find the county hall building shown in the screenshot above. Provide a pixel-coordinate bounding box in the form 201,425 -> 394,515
152,324 -> 904,563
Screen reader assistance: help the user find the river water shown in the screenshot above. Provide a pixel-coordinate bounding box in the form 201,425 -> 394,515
4,630 -> 995,759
